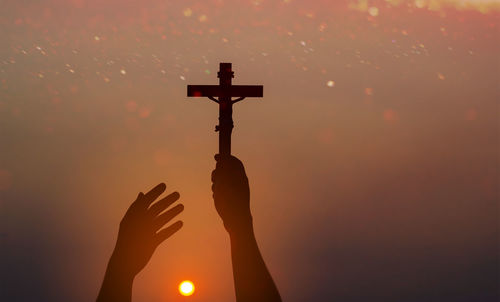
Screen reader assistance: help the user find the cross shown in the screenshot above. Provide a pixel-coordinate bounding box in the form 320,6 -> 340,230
187,63 -> 263,156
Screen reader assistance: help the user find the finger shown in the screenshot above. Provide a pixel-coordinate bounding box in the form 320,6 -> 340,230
215,154 -> 222,170
153,204 -> 184,230
216,155 -> 245,171
215,154 -> 240,163
131,192 -> 144,206
136,192 -> 144,201
137,183 -> 166,208
215,154 -> 235,169
148,191 -> 180,216
155,221 -> 183,246
126,192 -> 145,216
211,169 -> 216,182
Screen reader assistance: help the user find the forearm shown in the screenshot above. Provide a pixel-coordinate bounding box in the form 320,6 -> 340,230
229,222 -> 281,302
97,254 -> 135,302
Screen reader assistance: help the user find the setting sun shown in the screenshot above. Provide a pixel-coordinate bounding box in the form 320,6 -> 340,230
179,280 -> 195,296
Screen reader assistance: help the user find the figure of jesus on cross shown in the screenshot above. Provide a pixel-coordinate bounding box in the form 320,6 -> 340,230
187,63 -> 263,156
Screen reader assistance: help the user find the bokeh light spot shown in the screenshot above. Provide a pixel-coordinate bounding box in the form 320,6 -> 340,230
368,7 -> 379,16
383,108 -> 399,123
183,8 -> 193,17
125,100 -> 137,112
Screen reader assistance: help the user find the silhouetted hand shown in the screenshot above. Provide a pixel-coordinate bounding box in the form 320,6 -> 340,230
211,155 -> 282,302
212,154 -> 252,234
97,183 -> 184,302
112,183 -> 183,276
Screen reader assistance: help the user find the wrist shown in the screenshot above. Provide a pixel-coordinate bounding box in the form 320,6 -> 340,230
98,254 -> 135,302
226,216 -> 254,238
107,253 -> 137,283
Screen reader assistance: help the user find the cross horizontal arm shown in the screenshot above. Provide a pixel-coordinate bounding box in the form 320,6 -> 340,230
187,85 -> 263,98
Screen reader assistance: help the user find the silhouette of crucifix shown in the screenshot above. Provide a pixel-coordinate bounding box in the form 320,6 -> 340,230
187,63 -> 263,156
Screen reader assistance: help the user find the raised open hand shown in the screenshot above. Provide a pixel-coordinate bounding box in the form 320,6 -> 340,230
111,183 -> 184,277
97,183 -> 184,302
211,154 -> 252,234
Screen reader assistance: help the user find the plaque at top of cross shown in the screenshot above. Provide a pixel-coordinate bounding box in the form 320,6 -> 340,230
187,63 -> 263,156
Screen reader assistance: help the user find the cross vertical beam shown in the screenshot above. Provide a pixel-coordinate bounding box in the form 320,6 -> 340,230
187,63 -> 263,157
217,63 -> 234,156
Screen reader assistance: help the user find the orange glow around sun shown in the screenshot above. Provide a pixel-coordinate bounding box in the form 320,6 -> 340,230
179,280 -> 195,297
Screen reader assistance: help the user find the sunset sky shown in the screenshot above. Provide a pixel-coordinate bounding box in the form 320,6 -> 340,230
0,1 -> 498,301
